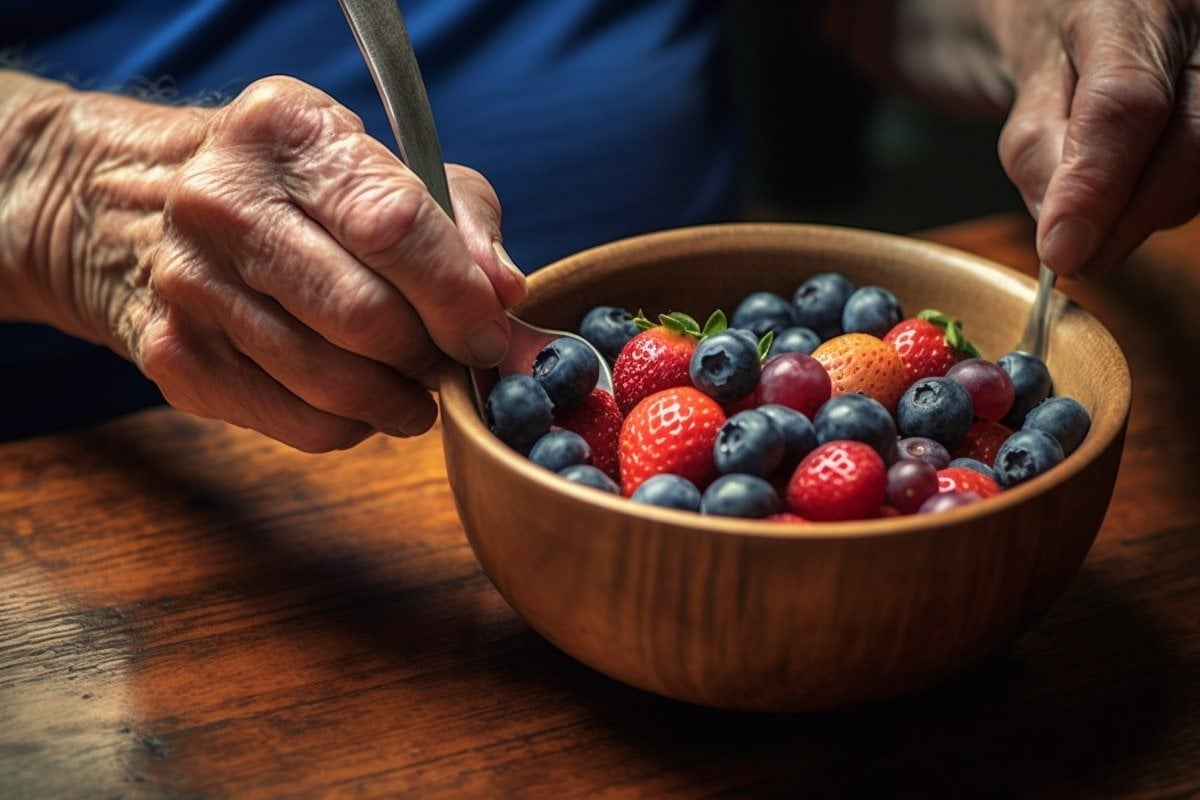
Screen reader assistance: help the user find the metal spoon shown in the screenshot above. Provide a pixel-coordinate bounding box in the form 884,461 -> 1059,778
337,0 -> 613,408
1014,261 -> 1057,361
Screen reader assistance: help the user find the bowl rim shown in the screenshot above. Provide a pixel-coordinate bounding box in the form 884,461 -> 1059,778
439,221 -> 1132,542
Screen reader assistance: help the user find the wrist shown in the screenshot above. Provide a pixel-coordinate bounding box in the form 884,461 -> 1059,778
0,71 -> 209,354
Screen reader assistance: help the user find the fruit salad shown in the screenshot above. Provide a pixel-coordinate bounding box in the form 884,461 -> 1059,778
482,272 -> 1091,522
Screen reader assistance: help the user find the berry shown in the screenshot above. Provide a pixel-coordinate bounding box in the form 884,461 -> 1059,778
945,358 -> 1015,423
812,332 -> 909,412
894,436 -> 952,469
713,409 -> 786,477
992,428 -> 1065,488
813,393 -> 898,458
690,329 -> 762,405
793,272 -> 855,340
1022,396 -> 1091,456
485,374 -> 555,454
532,336 -> 601,409
731,291 -> 797,338
936,466 -> 1002,498
629,474 -> 703,511
842,286 -> 903,338
528,430 -> 592,472
896,377 -> 974,450
612,311 -> 713,415
756,403 -> 818,472
700,474 -> 783,518
997,351 -> 1053,427
552,388 -> 623,481
618,386 -> 726,495
755,352 -> 832,419
578,305 -> 639,363
883,309 -> 980,384
947,457 -> 999,483
786,439 -> 887,521
918,490 -> 983,514
886,458 -> 940,514
559,464 -> 621,494
952,420 -> 1013,466
768,326 -> 822,358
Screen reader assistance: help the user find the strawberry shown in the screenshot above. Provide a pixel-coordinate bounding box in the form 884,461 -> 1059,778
618,386 -> 726,496
952,420 -> 1013,466
810,332 -> 909,413
786,439 -> 887,521
612,311 -> 723,415
936,466 -> 1001,498
553,388 -> 623,481
883,309 -> 980,384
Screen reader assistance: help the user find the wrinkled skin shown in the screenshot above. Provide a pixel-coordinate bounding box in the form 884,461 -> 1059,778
0,74 -> 525,451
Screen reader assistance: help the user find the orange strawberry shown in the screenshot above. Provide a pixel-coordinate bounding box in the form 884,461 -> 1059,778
618,386 -> 726,496
811,332 -> 908,412
612,311 -> 719,415
883,309 -> 980,384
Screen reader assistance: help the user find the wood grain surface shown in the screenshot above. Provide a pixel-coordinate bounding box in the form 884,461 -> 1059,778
2,213 -> 1197,799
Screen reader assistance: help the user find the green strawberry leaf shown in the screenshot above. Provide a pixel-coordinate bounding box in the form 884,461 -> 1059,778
916,308 -> 981,358
659,311 -> 702,335
700,309 -> 727,337
757,330 -> 775,364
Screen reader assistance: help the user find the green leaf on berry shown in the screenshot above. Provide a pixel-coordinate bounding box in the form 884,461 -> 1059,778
916,308 -> 981,358
700,309 -> 727,337
659,311 -> 702,335
757,331 -> 774,364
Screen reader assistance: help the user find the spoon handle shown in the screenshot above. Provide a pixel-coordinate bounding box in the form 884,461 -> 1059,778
1015,261 -> 1057,360
337,0 -> 455,220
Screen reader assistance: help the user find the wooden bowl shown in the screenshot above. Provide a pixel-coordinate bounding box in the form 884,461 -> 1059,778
437,223 -> 1131,713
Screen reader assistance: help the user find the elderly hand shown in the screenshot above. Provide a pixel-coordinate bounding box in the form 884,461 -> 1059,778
1,73 -> 525,451
991,0 -> 1200,277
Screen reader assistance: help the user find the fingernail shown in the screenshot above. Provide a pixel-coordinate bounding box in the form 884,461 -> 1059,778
492,240 -> 526,283
466,317 -> 509,367
1040,218 -> 1096,275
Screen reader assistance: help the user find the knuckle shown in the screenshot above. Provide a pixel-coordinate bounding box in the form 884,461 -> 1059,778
340,182 -> 431,262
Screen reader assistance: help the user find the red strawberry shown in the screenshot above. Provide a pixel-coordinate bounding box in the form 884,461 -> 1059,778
618,386 -> 726,496
612,311 -> 720,415
810,333 -> 908,413
883,309 -> 980,384
952,420 -> 1013,466
553,388 -> 623,481
786,440 -> 887,521
936,466 -> 1001,498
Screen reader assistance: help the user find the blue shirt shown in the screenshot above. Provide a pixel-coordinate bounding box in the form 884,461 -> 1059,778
2,0 -> 741,439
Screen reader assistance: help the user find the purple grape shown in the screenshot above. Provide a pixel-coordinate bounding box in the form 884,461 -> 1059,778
918,490 -> 983,514
886,458 -> 939,514
895,437 -> 952,469
945,358 -> 1016,423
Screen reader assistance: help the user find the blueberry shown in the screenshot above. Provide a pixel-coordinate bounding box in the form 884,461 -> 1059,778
528,430 -> 592,472
841,286 -> 903,338
756,403 -> 818,471
630,474 -> 703,511
792,272 -> 855,340
578,305 -> 638,363
813,393 -> 898,457
532,336 -> 600,409
485,374 -> 554,454
992,429 -> 1064,488
731,291 -> 798,338
1022,396 -> 1091,456
713,410 -> 785,477
894,436 -> 952,469
896,377 -> 974,449
558,464 -> 621,494
699,474 -> 782,518
768,326 -> 822,357
948,456 -> 998,482
689,329 -> 761,404
998,351 -> 1053,428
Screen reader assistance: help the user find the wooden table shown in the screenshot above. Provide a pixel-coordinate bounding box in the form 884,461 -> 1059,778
3,213 -> 1197,799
